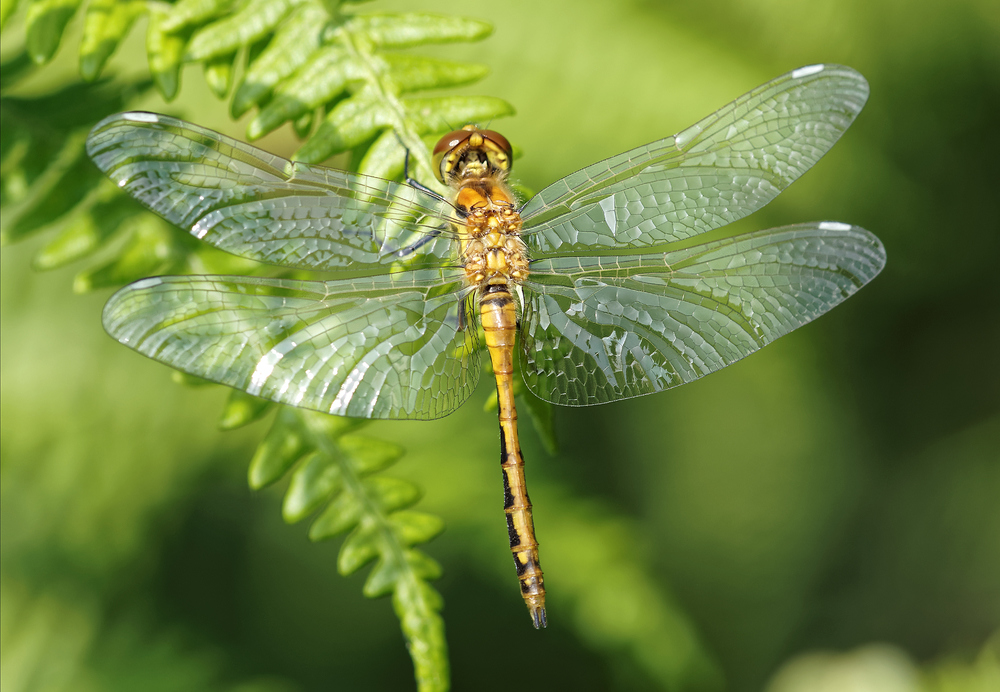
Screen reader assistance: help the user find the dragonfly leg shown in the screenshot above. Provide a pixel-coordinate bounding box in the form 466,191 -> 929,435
399,138 -> 449,203
395,225 -> 443,258
457,296 -> 468,332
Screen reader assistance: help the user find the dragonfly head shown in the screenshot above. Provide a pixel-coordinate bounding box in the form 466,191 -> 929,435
432,125 -> 512,185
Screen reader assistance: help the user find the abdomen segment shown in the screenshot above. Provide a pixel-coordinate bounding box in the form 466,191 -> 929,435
480,285 -> 547,628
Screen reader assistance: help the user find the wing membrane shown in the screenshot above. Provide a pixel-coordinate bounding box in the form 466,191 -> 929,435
86,113 -> 459,272
520,65 -> 869,256
519,222 -> 885,406
103,270 -> 480,420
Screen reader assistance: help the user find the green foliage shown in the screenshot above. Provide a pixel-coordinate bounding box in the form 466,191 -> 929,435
1,1 -> 512,289
2,2 -> 512,690
245,408 -> 448,691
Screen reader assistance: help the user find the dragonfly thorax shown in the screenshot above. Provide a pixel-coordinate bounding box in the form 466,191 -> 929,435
458,182 -> 528,288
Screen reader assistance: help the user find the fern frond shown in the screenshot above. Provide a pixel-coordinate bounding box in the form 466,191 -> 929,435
3,1 -> 512,287
0,76 -> 140,249
24,0 -> 83,63
79,0 -> 144,81
2,5 -> 520,689
146,3 -> 186,100
249,408 -> 449,692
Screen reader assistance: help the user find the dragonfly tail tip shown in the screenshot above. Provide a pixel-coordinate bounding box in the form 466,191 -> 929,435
530,606 -> 547,629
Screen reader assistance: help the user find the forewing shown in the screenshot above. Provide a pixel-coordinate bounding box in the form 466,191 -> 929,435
519,223 -> 885,405
86,112 -> 458,272
103,270 -> 480,420
520,65 -> 868,256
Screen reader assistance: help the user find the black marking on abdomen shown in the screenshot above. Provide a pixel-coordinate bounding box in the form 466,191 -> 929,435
501,467 -> 515,510
481,295 -> 512,310
506,514 -> 519,547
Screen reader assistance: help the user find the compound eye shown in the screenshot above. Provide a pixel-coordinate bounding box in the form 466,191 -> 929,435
481,130 -> 513,161
433,129 -> 473,157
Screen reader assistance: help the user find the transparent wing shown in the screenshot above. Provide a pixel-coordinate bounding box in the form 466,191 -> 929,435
519,222 -> 885,406
519,65 -> 868,256
103,270 -> 480,420
86,112 -> 459,272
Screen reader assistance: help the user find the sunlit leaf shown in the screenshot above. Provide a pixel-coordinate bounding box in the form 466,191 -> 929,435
351,12 -> 492,47
283,451 -> 342,522
248,407 -> 311,489
32,189 -> 135,270
79,0 -> 144,81
338,519 -> 381,573
160,0 -> 233,33
230,2 -> 328,117
184,0 -> 303,61
25,0 -> 83,64
146,5 -> 186,101
203,51 -> 235,97
218,388 -> 273,430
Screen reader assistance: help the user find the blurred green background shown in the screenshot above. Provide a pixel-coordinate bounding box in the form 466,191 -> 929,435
2,1 -> 998,691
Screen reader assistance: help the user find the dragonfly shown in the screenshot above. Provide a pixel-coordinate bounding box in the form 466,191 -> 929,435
87,63 -> 885,629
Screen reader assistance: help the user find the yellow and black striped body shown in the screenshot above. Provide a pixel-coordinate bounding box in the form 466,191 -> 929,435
432,125 -> 545,627
480,284 -> 546,629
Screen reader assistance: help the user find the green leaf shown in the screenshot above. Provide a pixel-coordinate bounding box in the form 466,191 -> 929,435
298,408 -> 365,439
0,130 -> 92,245
79,0 -> 145,81
311,488 -> 365,540
33,210 -> 106,270
349,12 -> 492,48
170,371 -> 216,387
366,476 -> 421,513
146,10 -> 187,101
364,550 -> 442,598
203,52 -> 235,97
25,0 -> 84,64
230,2 -> 328,117
160,0 -> 234,33
32,191 -> 135,270
218,389 -> 273,430
293,110 -> 314,138
403,95 -> 515,133
0,51 -> 35,90
72,215 -> 177,292
294,88 -> 392,162
384,54 -> 489,93
147,5 -> 186,101
363,556 -> 403,599
354,128 -> 403,178
337,518 -> 381,573
246,43 -> 356,139
402,548 -> 444,583
2,77 -> 148,250
339,434 -> 403,475
1,0 -> 22,30
389,510 -> 445,547
247,407 -> 311,489
283,451 -> 343,523
185,0 -> 304,61
393,576 -> 448,692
